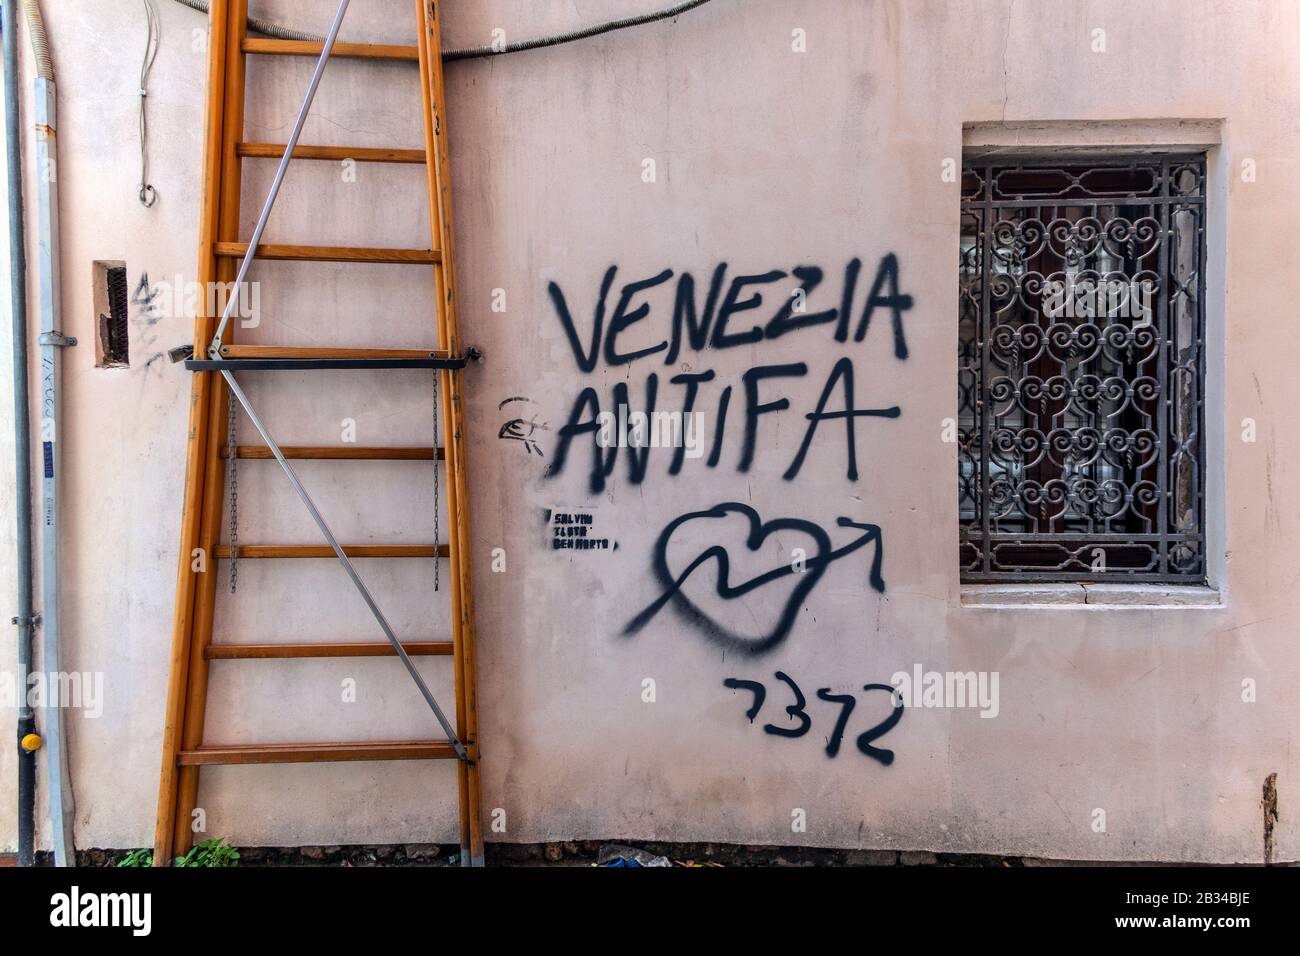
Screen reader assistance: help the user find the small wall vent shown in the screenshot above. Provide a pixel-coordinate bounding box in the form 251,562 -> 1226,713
93,260 -> 129,368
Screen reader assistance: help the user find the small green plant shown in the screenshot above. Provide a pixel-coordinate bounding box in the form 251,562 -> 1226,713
118,848 -> 153,867
174,837 -> 240,868
118,838 -> 240,867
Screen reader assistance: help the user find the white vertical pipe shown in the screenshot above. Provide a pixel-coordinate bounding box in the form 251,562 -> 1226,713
30,24 -> 76,863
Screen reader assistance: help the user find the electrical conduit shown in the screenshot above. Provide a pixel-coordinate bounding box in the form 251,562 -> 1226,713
2,0 -> 35,867
22,0 -> 75,866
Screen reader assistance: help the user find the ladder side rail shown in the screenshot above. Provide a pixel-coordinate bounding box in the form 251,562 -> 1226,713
171,0 -> 253,860
153,0 -> 233,867
418,0 -> 484,868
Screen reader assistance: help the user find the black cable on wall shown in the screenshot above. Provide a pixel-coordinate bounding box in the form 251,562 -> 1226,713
166,0 -> 718,59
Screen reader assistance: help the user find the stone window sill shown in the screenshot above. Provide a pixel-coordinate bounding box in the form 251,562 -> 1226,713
961,583 -> 1222,609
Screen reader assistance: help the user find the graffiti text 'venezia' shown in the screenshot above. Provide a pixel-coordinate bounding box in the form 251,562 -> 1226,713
546,257 -> 913,492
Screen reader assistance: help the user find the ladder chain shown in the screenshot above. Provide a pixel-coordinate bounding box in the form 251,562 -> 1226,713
432,373 -> 440,593
227,389 -> 238,592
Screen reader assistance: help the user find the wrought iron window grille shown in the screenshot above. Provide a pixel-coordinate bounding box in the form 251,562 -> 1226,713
958,156 -> 1207,583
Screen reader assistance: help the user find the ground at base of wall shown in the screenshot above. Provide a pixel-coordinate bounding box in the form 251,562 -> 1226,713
49,843 -> 1287,868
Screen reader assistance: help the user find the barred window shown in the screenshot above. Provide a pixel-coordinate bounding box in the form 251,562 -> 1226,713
958,156 -> 1206,582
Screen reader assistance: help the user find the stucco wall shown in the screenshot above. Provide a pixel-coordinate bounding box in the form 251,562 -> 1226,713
1,0 -> 1296,862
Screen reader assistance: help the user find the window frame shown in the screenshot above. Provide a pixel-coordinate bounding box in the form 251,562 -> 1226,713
958,152 -> 1209,585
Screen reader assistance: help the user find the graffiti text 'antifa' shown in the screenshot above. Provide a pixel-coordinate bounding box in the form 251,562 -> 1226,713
546,257 -> 913,492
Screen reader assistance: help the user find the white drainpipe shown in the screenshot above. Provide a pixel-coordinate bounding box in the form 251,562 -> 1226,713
24,0 -> 76,867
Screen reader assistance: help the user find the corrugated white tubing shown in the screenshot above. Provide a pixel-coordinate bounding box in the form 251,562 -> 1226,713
20,0 -> 53,79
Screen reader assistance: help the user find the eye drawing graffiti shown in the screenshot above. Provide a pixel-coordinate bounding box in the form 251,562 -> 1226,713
498,396 -> 547,456
623,501 -> 885,655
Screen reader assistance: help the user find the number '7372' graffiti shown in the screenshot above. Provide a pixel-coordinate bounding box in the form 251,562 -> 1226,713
724,673 -> 903,764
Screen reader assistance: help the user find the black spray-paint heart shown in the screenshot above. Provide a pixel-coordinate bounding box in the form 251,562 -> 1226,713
623,502 -> 884,656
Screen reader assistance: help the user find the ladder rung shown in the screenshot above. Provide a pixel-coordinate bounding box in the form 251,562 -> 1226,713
206,641 -> 452,659
188,357 -> 463,371
216,545 -> 449,559
178,740 -> 457,766
242,38 -> 420,61
238,142 -> 426,164
219,345 -> 445,360
215,242 -> 439,264
224,445 -> 443,461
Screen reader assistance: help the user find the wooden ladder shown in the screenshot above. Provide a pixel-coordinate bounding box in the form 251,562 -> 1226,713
154,0 -> 482,866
